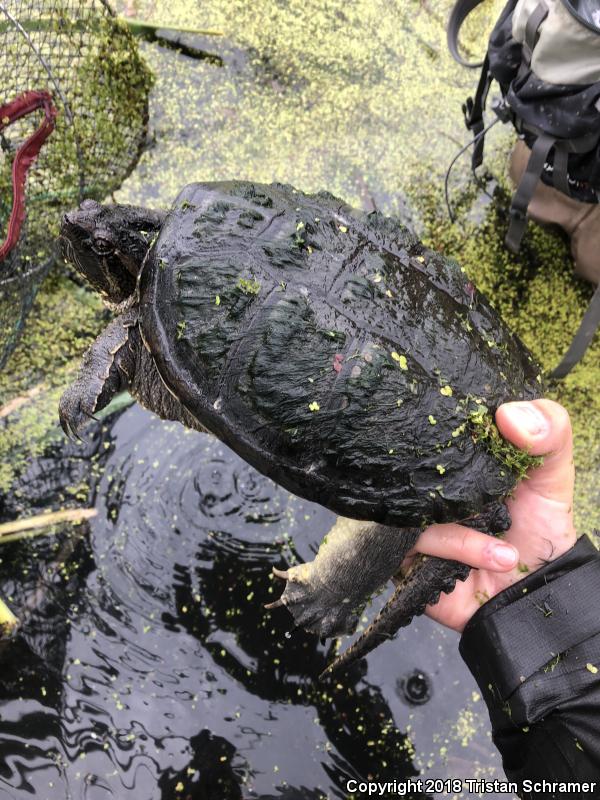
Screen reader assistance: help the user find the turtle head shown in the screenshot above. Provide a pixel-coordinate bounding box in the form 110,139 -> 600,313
60,200 -> 165,305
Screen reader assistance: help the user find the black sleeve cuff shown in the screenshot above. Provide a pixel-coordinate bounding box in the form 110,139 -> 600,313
459,534 -> 600,726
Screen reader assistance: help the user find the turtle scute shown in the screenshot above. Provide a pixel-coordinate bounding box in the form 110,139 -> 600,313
140,180 -> 542,529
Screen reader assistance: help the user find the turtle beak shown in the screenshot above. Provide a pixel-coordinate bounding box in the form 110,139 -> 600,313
59,214 -> 86,261
61,211 -> 77,229
61,211 -> 87,240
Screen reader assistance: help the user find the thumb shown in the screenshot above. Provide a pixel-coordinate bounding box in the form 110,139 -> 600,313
495,399 -> 574,506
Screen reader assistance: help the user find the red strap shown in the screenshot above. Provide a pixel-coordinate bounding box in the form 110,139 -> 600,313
0,90 -> 58,262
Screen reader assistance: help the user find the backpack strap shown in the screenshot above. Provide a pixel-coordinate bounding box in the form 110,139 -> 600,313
506,127 -> 600,252
552,141 -> 571,196
505,132 -> 557,252
447,0 -> 487,68
511,123 -> 600,375
448,0 -> 494,168
448,0 -> 600,377
522,0 -> 549,62
550,285 -> 600,379
463,55 -> 493,169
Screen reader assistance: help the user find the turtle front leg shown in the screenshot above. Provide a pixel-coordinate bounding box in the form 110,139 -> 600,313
60,310 -> 210,438
59,311 -> 137,438
266,518 -> 421,638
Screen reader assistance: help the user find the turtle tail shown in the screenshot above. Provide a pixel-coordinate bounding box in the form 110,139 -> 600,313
319,554 -> 470,680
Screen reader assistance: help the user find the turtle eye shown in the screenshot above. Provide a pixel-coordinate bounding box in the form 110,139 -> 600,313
91,235 -> 115,256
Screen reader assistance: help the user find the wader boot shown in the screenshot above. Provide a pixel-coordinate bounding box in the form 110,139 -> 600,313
509,139 -> 600,286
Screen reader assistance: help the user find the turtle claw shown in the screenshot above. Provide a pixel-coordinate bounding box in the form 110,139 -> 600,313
59,413 -> 84,443
272,567 -> 289,580
58,383 -> 97,441
264,598 -> 284,610
57,313 -> 135,443
266,562 -> 361,639
59,408 -> 87,441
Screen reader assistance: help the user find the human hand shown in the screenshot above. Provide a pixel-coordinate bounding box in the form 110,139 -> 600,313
403,399 -> 577,632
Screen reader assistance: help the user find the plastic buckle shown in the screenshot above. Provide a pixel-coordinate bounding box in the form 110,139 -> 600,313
509,205 -> 527,221
492,98 -> 512,124
462,96 -> 476,131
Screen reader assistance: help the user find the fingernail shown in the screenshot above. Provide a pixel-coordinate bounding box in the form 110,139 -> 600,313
492,543 -> 518,567
505,402 -> 549,437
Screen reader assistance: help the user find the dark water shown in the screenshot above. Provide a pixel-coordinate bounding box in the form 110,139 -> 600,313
0,405 -> 506,799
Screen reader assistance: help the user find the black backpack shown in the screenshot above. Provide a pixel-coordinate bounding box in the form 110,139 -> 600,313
447,0 -> 600,377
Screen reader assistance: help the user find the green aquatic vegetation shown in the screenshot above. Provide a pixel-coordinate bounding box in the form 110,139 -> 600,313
543,652 -> 562,673
0,272 -> 105,492
417,176 -> 599,534
468,405 -> 543,481
237,277 -> 261,295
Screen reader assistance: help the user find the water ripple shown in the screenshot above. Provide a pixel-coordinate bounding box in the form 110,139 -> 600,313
0,405 -> 503,798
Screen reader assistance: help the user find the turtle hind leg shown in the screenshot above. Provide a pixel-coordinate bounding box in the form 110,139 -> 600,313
59,311 -> 138,439
266,521 -> 422,640
319,554 -> 470,680
317,502 -> 507,678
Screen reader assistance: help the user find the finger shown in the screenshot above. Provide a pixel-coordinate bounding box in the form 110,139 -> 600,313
409,522 -> 518,572
495,399 -> 574,505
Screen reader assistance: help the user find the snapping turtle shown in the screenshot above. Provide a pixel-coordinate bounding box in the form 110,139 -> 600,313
59,181 -> 542,677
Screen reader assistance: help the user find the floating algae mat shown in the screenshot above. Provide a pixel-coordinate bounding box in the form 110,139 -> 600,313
0,0 -> 597,796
